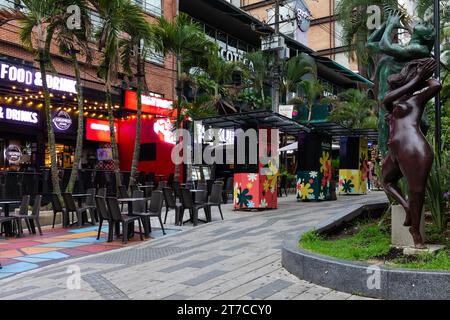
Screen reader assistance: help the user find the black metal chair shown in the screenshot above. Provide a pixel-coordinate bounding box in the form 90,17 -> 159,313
163,187 -> 182,225
195,182 -> 208,204
14,195 -> 43,236
86,188 -> 97,221
205,183 -> 224,221
97,187 -> 107,198
147,190 -> 165,235
0,215 -> 20,237
157,181 -> 168,191
146,172 -> 155,185
172,181 -> 181,200
105,197 -> 143,244
118,185 -> 129,198
95,196 -> 113,241
62,193 -> 96,227
179,188 -> 208,227
51,194 -> 68,228
130,190 -> 151,237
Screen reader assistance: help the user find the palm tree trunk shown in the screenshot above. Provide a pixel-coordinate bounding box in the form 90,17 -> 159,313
39,51 -> 61,196
174,56 -> 182,182
308,104 -> 313,122
66,50 -> 84,193
129,54 -> 144,190
106,89 -> 121,191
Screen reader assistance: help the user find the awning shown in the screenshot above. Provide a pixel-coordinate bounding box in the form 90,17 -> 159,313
279,141 -> 340,152
196,110 -> 310,135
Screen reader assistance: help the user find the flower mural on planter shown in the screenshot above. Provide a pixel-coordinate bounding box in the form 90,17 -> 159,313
309,171 -> 318,179
342,179 -> 355,194
237,188 -> 253,208
260,199 -> 267,208
234,183 -> 240,204
298,182 -> 314,200
248,173 -> 258,182
319,152 -> 330,174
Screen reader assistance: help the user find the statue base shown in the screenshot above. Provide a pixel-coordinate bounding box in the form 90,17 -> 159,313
391,205 -> 425,248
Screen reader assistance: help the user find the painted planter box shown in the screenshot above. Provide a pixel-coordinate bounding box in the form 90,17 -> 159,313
339,137 -> 368,195
233,172 -> 278,209
233,126 -> 279,210
296,132 -> 333,201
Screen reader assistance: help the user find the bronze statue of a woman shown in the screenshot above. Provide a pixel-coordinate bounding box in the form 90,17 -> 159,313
382,58 -> 441,248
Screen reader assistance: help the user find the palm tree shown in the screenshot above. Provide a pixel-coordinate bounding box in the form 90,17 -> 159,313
296,79 -> 325,122
52,0 -> 93,193
241,50 -> 271,107
328,89 -> 378,129
92,0 -> 150,190
152,12 -> 216,181
119,10 -> 153,191
281,53 -> 317,103
334,0 -> 404,75
0,0 -> 78,196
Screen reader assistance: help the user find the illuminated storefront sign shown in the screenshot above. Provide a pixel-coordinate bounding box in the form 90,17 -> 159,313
124,90 -> 174,116
86,118 -> 119,143
4,144 -> 22,164
0,106 -> 39,125
52,110 -> 73,131
153,118 -> 176,144
0,62 -> 77,94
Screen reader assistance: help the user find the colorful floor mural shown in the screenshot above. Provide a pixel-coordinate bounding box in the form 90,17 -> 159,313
0,224 -> 180,279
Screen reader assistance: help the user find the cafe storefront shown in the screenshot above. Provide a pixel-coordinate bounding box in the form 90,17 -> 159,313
0,58 -> 118,172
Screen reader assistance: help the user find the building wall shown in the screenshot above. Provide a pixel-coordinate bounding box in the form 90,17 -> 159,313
239,0 -> 360,72
0,0 -> 177,99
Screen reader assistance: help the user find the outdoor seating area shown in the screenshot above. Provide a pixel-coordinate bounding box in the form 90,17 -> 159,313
0,178 -> 229,245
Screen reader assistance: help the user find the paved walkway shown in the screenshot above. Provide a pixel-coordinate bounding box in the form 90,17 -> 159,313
0,192 -> 387,300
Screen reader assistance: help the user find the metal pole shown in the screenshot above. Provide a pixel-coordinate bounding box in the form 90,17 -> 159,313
272,0 -> 280,113
434,0 -> 441,154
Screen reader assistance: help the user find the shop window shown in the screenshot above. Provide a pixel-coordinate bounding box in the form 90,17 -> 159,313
139,143 -> 157,161
145,44 -> 165,65
45,144 -> 74,169
133,0 -> 162,17
89,10 -> 103,41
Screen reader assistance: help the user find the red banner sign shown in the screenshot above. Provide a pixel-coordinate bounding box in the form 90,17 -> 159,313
124,90 -> 175,117
86,118 -> 119,143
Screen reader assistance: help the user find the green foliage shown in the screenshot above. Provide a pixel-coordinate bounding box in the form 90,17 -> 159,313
235,88 -> 271,110
334,0 -> 400,65
328,89 -> 378,129
183,95 -> 218,119
281,53 -> 317,100
426,141 -> 450,230
299,223 -> 391,261
241,50 -> 272,105
296,79 -> 325,121
300,221 -> 450,270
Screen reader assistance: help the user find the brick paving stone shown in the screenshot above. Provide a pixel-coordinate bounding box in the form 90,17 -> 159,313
0,193 -> 387,300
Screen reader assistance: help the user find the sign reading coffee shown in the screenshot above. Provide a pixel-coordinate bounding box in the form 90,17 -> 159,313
0,62 -> 77,94
0,106 -> 39,125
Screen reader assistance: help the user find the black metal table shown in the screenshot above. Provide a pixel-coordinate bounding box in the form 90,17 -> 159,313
138,185 -> 154,198
118,198 -> 150,237
0,200 -> 21,236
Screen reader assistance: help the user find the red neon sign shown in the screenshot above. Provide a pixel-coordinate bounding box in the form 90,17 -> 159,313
124,90 -> 175,117
86,118 -> 119,143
